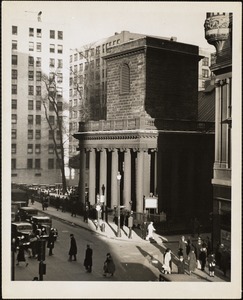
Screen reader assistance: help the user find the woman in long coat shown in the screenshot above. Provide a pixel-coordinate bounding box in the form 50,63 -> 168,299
16,243 -> 28,267
178,235 -> 187,259
103,253 -> 116,277
84,244 -> 93,272
188,249 -> 197,274
47,229 -> 55,256
68,234 -> 77,261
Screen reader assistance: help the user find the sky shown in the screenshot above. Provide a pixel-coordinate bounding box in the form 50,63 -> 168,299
2,0 -> 226,51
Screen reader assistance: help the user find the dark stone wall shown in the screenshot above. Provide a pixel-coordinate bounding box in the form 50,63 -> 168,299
145,47 -> 199,120
157,133 -> 214,228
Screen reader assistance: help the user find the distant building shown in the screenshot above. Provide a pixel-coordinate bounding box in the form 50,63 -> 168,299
198,48 -> 214,91
204,12 -> 232,252
10,13 -> 69,185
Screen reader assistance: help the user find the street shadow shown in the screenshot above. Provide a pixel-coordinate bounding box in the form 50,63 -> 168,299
120,262 -> 159,281
136,246 -> 163,272
106,222 -> 118,236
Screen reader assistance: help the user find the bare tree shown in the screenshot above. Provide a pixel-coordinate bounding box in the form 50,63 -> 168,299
42,73 -> 68,194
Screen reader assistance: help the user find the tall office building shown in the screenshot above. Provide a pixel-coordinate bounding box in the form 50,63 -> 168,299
10,13 -> 69,185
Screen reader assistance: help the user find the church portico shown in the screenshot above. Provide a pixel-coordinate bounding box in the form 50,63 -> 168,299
74,124 -> 158,213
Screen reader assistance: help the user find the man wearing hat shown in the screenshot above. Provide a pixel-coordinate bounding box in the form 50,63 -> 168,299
68,234 -> 77,261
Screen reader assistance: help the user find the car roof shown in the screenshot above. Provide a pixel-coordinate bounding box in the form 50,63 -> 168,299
20,207 -> 38,210
12,222 -> 33,226
32,216 -> 50,219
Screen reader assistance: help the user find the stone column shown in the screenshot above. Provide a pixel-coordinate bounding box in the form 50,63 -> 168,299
99,148 -> 107,197
111,148 -> 118,208
143,150 -> 150,198
154,151 -> 158,196
123,148 -> 131,209
214,81 -> 221,165
79,148 -> 86,205
136,149 -> 144,213
88,149 -> 96,205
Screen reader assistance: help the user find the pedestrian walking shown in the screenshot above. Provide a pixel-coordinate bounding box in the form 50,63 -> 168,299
68,234 -> 77,261
140,221 -> 147,240
194,236 -> 203,269
16,242 -> 28,267
128,211 -> 134,239
177,256 -> 185,274
47,229 -> 55,256
188,249 -> 197,275
178,235 -> 187,259
163,248 -> 172,274
71,197 -> 77,217
83,244 -> 93,273
103,253 -> 116,277
207,252 -> 216,277
83,205 -> 89,223
199,244 -> 207,271
146,221 -> 156,240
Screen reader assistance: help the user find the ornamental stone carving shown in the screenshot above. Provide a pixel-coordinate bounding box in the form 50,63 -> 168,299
204,13 -> 232,53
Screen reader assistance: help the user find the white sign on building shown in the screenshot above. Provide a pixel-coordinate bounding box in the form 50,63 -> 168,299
145,197 -> 158,209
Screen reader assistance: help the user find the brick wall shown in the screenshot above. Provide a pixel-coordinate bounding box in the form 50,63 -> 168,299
106,37 -> 199,122
106,51 -> 146,120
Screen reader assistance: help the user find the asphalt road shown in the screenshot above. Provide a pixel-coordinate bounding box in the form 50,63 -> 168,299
14,218 -> 162,281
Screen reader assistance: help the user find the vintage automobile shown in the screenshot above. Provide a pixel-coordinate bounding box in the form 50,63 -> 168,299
18,207 -> 39,222
11,221 -> 34,246
31,215 -> 58,240
12,188 -> 29,206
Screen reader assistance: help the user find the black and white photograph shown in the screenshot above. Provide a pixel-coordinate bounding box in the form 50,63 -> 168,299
2,1 -> 242,299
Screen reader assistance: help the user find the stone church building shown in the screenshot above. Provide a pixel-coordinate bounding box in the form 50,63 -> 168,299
74,35 -> 214,230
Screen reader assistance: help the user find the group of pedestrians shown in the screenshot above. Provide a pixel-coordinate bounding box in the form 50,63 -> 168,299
67,233 -> 116,277
174,235 -> 229,277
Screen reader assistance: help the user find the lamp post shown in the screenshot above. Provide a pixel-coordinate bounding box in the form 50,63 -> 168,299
117,172 -> 122,237
11,237 -> 16,281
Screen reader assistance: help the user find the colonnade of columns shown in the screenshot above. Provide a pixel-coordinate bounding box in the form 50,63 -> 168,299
78,147 -> 157,213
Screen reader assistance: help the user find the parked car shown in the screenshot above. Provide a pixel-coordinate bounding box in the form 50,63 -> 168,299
11,221 -> 34,246
12,188 -> 29,206
18,207 -> 39,222
31,216 -> 58,240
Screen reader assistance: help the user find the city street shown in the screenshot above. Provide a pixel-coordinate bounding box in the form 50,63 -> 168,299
14,218 -> 161,281
13,204 -> 229,282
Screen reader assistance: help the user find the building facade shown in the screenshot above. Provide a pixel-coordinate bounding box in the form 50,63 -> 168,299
74,36 -> 215,230
10,14 -> 69,185
69,32 -> 214,186
204,12 -> 232,251
68,31 -> 154,184
198,48 -> 214,91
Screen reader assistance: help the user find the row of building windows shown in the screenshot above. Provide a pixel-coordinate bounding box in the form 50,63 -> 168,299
12,53 -> 64,70
12,26 -> 63,40
28,42 -> 63,53
28,56 -> 63,68
12,114 -> 63,127
69,39 -> 121,62
12,99 -> 42,110
12,143 -> 61,154
12,128 -> 61,141
11,158 -> 59,170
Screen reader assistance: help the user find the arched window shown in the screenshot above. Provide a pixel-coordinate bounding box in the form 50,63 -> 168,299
120,63 -> 130,94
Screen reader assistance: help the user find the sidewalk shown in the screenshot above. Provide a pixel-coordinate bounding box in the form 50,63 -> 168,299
31,201 -> 229,282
